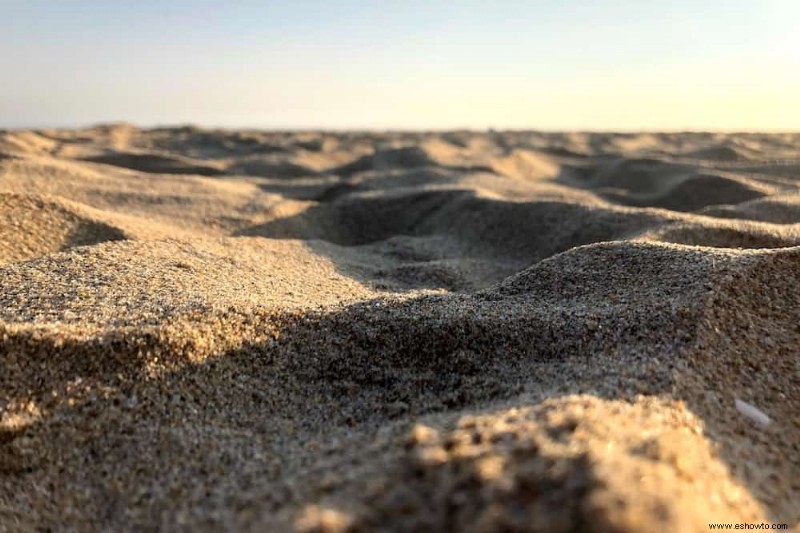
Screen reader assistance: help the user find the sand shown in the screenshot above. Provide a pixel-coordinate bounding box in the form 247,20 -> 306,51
0,125 -> 798,532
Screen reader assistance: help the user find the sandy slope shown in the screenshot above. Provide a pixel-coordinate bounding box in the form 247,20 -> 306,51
1,125 -> 798,532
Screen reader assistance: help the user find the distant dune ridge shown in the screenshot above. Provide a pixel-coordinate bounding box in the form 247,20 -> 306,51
0,125 -> 798,531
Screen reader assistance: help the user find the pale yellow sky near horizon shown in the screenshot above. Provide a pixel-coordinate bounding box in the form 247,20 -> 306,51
1,1 -> 798,131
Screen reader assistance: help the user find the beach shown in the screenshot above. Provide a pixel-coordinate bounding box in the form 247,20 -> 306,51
1,125 -> 798,531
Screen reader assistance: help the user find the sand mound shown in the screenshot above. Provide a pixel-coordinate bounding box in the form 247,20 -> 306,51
0,155 -> 284,236
292,395 -> 763,533
0,237 -> 376,327
332,146 -> 493,177
640,221 -> 800,249
0,131 -> 59,157
0,193 -> 127,265
1,127 -> 798,531
622,173 -> 768,212
228,157 -> 319,178
240,189 -> 664,258
488,149 -> 560,180
82,151 -> 225,176
567,158 -> 695,193
701,195 -> 800,224
567,158 -> 772,211
333,146 -> 440,176
677,246 -> 800,522
681,145 -> 750,162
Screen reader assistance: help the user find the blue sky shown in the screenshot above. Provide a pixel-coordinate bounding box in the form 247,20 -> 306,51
1,0 -> 798,130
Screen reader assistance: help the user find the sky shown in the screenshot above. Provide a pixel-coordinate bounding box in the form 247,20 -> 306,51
1,0 -> 798,131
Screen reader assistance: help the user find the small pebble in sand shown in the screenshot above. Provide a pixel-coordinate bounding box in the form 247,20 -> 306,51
735,398 -> 770,428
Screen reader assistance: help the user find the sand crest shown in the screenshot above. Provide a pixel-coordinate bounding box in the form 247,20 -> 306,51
1,127 -> 798,531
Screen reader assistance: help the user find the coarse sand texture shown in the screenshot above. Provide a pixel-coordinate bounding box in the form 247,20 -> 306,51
1,126 -> 799,531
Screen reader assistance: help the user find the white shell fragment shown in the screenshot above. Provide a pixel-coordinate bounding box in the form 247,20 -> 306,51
735,399 -> 770,428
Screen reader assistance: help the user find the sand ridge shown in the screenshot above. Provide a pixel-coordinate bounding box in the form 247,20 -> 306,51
0,126 -> 798,531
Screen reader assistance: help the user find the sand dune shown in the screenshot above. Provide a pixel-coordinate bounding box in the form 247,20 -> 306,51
1,127 -> 798,531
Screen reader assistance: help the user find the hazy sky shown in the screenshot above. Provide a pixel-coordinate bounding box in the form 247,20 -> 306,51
2,0 -> 798,130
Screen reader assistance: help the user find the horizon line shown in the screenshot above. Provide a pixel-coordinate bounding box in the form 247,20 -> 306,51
4,121 -> 799,135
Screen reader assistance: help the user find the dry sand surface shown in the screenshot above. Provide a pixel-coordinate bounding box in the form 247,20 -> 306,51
1,125 -> 799,532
